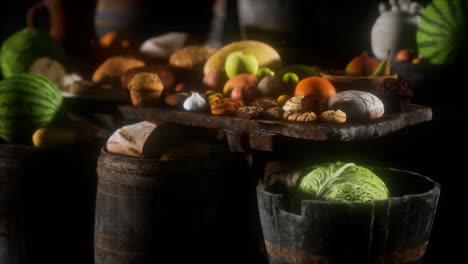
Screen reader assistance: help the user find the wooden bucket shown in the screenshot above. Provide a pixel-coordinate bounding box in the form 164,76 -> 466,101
95,147 -> 253,264
257,168 -> 440,264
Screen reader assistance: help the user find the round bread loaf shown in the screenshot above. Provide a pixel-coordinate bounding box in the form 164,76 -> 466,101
328,90 -> 384,120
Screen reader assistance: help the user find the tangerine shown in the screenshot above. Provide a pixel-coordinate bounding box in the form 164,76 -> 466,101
294,76 -> 336,99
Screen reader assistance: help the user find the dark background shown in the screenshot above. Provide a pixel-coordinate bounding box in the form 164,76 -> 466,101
0,0 -> 465,263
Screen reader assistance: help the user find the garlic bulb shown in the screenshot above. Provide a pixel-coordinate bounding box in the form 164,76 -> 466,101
183,92 -> 208,112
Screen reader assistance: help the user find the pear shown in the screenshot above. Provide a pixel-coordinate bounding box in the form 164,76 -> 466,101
344,51 -> 380,76
369,51 -> 391,77
277,64 -> 319,80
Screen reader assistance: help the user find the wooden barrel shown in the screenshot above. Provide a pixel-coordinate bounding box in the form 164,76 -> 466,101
94,0 -> 144,39
95,147 -> 253,264
257,168 -> 440,264
0,145 -> 36,264
0,143 -> 99,264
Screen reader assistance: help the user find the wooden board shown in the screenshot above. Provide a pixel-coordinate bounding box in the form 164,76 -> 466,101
118,104 -> 432,151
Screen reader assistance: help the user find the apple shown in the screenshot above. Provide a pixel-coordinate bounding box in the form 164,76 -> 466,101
203,70 -> 227,91
395,49 -> 418,63
224,51 -> 259,79
223,74 -> 258,103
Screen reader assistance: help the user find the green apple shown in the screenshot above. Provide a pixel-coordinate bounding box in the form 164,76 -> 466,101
282,72 -> 299,87
224,51 -> 259,79
256,67 -> 275,79
278,64 -> 319,80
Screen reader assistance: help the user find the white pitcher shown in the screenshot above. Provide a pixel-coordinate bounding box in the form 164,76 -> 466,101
370,0 -> 424,60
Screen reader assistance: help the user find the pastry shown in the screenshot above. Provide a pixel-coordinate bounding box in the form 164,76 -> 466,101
121,64 -> 176,90
250,97 -> 280,109
283,111 -> 317,122
301,94 -> 327,114
210,98 -> 244,116
263,107 -> 284,120
319,110 -> 347,123
92,56 -> 145,83
236,106 -> 264,119
282,96 -> 305,113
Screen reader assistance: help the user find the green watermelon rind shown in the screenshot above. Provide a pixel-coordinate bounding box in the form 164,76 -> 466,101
0,28 -> 65,78
417,0 -> 467,64
0,73 -> 63,143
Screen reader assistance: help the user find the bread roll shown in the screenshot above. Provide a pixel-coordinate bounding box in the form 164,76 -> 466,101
92,56 -> 145,83
328,90 -> 384,120
128,73 -> 164,107
169,45 -> 218,70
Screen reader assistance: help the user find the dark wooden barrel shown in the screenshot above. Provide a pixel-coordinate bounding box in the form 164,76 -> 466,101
95,147 -> 253,264
0,143 -> 99,264
257,168 -> 440,264
0,145 -> 36,264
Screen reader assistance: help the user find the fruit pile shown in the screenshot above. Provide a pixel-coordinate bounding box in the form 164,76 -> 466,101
125,40 -> 411,123
0,28 -> 100,146
0,24 -> 419,147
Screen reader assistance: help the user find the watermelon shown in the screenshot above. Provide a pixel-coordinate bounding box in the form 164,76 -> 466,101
416,0 -> 468,64
0,28 -> 65,78
0,73 -> 63,143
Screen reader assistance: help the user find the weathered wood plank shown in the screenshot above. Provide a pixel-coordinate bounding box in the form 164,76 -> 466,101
119,104 -> 432,150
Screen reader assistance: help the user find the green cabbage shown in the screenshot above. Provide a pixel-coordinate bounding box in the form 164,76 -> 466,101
289,162 -> 389,212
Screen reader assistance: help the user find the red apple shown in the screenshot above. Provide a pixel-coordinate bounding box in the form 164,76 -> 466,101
223,74 -> 258,103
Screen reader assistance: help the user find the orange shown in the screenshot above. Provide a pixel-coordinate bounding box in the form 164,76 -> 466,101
99,32 -> 130,49
294,76 -> 336,98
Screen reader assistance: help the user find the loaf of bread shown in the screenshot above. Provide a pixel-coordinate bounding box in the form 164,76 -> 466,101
169,45 -> 218,70
328,90 -> 384,120
92,56 -> 145,83
106,121 -> 185,158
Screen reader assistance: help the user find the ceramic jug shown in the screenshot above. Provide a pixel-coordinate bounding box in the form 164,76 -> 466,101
27,0 -> 65,43
370,0 -> 424,60
94,0 -> 144,39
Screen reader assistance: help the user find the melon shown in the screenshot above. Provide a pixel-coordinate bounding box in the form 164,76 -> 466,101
0,73 -> 63,143
0,28 -> 65,78
416,0 -> 467,64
